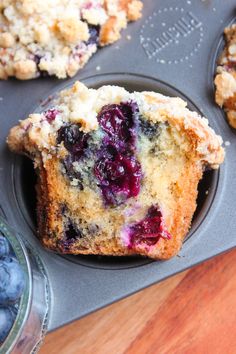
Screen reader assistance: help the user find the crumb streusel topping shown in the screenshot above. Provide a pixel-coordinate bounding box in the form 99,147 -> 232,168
8,81 -> 224,168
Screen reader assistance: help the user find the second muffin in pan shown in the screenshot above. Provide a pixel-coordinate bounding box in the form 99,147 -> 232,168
0,0 -> 142,80
7,81 -> 224,259
215,24 -> 236,128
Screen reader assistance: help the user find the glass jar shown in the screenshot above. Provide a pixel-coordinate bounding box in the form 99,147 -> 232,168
0,217 -> 50,354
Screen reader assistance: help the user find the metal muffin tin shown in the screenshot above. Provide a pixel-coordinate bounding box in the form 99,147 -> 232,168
0,0 -> 236,331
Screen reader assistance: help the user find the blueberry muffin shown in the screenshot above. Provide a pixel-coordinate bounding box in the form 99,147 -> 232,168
0,0 -> 142,79
215,24 -> 236,128
7,82 -> 224,259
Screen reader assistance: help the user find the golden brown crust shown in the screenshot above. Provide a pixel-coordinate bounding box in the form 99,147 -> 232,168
7,83 -> 224,260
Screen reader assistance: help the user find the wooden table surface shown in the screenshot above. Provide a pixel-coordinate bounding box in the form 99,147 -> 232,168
40,249 -> 236,354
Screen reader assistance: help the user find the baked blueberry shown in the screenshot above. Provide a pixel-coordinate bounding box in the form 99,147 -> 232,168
94,150 -> 142,206
65,221 -> 83,241
128,205 -> 171,248
139,118 -> 160,140
87,25 -> 100,46
57,124 -> 89,160
62,156 -> 84,190
98,101 -> 138,148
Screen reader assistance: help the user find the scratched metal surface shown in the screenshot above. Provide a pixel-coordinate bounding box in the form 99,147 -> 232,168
0,0 -> 235,330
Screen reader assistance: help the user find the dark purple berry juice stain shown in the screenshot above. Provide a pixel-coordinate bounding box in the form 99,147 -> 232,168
125,205 -> 171,248
94,101 -> 142,206
139,118 -> 160,140
60,220 -> 84,251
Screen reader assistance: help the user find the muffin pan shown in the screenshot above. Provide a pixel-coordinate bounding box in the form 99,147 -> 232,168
0,1 -> 236,331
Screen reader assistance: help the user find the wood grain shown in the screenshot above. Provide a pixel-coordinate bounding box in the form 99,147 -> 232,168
40,249 -> 236,354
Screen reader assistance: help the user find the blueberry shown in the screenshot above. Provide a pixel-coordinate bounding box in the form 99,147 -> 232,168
97,101 -> 138,148
94,148 -> 142,206
34,54 -> 41,65
139,118 -> 160,140
60,220 -> 84,251
128,205 -> 171,247
65,221 -> 83,240
57,124 -> 89,160
0,235 -> 10,259
0,306 -> 17,343
62,156 -> 84,190
44,109 -> 58,123
95,101 -> 142,206
0,257 -> 25,306
87,25 -> 100,45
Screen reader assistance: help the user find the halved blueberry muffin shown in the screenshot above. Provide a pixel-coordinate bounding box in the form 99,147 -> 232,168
215,24 -> 236,128
7,82 -> 224,259
0,0 -> 142,79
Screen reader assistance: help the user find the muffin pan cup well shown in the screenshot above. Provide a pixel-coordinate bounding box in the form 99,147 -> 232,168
0,1 -> 236,331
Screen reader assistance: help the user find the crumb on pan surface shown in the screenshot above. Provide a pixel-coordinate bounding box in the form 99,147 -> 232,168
215,24 -> 236,128
7,82 -> 224,260
0,0 -> 142,79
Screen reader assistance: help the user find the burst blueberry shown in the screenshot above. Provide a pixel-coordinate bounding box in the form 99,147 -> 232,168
44,109 -> 59,123
94,146 -> 142,206
95,101 -> 142,206
65,221 -> 83,241
128,205 -> 171,247
57,124 -> 89,160
60,220 -> 84,251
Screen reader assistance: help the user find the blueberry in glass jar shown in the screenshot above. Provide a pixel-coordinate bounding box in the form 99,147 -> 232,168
0,306 -> 17,343
0,235 -> 10,258
0,234 -> 25,345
